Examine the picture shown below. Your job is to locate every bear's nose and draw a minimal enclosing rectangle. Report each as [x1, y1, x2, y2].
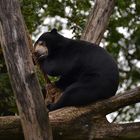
[34, 41, 48, 62]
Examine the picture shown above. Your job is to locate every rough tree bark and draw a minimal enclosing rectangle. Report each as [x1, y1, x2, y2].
[0, 0, 140, 140]
[0, 0, 52, 140]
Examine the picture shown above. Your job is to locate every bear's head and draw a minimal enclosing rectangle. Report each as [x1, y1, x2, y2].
[34, 28, 64, 62]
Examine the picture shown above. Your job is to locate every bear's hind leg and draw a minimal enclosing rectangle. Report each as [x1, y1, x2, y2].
[47, 82, 100, 111]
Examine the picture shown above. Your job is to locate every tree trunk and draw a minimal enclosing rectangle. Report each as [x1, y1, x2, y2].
[0, 0, 52, 140]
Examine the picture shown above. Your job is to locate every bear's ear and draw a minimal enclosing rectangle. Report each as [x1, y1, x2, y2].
[51, 28, 57, 34]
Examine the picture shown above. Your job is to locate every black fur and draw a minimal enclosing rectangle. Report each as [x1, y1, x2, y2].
[34, 29, 119, 111]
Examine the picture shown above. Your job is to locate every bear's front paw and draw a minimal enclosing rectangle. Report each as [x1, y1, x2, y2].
[47, 103, 55, 111]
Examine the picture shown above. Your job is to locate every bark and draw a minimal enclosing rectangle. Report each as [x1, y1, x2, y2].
[0, 87, 140, 140]
[0, 0, 52, 140]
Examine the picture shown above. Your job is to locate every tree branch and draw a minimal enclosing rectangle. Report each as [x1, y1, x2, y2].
[48, 86, 140, 121]
[81, 0, 115, 44]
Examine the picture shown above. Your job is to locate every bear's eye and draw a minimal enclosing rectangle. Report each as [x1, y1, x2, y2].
[38, 41, 44, 46]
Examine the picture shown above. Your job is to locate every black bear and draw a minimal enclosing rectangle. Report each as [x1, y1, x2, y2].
[34, 29, 119, 111]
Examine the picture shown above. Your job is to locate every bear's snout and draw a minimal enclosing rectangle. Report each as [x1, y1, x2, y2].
[34, 41, 48, 61]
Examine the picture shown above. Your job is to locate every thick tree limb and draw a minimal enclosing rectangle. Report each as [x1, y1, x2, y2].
[48, 86, 140, 122]
[0, 87, 140, 140]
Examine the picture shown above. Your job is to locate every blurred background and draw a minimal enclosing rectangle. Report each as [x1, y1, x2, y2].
[0, 0, 140, 122]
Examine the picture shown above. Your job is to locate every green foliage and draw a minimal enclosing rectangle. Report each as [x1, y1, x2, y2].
[20, 0, 92, 38]
[105, 0, 140, 122]
[0, 0, 140, 121]
[106, 0, 140, 90]
[20, 0, 47, 33]
[0, 71, 17, 115]
[0, 46, 17, 115]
